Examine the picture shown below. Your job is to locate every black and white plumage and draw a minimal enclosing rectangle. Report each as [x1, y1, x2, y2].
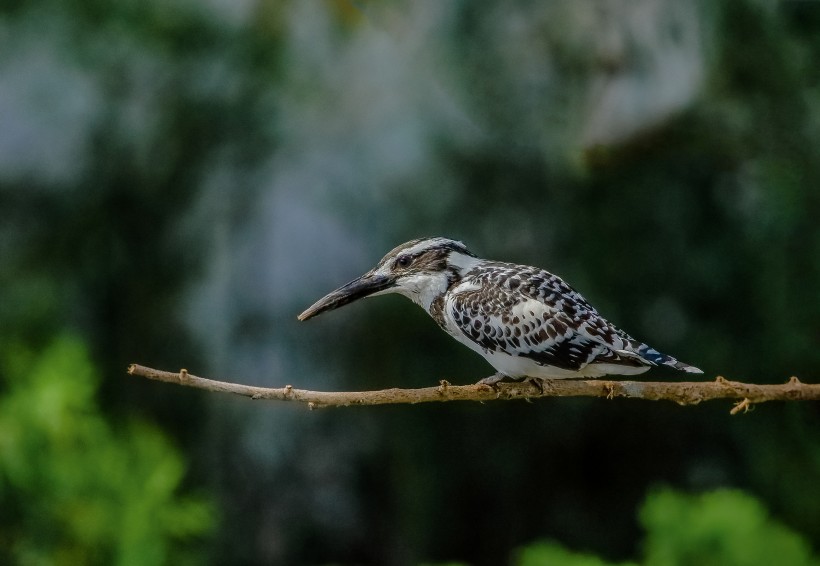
[298, 237, 702, 382]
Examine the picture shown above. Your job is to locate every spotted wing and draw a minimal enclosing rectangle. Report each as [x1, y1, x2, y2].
[447, 263, 648, 371]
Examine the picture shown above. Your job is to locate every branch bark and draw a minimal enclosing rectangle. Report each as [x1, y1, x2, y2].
[127, 364, 820, 414]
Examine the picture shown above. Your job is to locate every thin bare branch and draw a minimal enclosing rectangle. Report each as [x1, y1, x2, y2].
[127, 364, 820, 414]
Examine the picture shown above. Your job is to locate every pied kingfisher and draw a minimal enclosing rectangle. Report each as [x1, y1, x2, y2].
[298, 237, 702, 383]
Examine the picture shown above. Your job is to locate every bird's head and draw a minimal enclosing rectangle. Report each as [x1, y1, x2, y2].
[298, 237, 479, 321]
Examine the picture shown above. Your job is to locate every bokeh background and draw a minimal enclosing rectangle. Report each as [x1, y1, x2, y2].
[2, 1, 820, 564]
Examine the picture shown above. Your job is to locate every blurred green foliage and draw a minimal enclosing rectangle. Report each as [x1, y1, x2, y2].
[641, 489, 818, 566]
[519, 542, 637, 566]
[516, 488, 819, 566]
[0, 335, 213, 565]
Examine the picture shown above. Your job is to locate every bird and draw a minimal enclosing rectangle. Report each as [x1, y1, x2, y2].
[298, 237, 702, 384]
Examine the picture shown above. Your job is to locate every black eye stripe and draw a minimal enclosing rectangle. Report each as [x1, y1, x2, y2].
[393, 246, 454, 269]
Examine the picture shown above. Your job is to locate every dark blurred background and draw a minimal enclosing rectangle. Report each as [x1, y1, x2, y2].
[1, 1, 819, 564]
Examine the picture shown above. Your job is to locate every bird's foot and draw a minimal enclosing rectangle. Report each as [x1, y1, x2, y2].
[477, 372, 521, 391]
[477, 372, 522, 396]
[526, 377, 545, 395]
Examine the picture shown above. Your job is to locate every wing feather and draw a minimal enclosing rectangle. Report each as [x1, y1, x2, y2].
[447, 263, 649, 372]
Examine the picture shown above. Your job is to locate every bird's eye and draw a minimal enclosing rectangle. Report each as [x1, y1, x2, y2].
[396, 255, 413, 268]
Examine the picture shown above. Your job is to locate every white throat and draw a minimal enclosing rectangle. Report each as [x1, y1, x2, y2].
[394, 272, 451, 311]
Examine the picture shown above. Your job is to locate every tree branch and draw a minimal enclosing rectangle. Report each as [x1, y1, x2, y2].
[127, 364, 820, 414]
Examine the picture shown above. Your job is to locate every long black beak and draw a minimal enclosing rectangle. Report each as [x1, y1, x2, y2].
[297, 273, 395, 321]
